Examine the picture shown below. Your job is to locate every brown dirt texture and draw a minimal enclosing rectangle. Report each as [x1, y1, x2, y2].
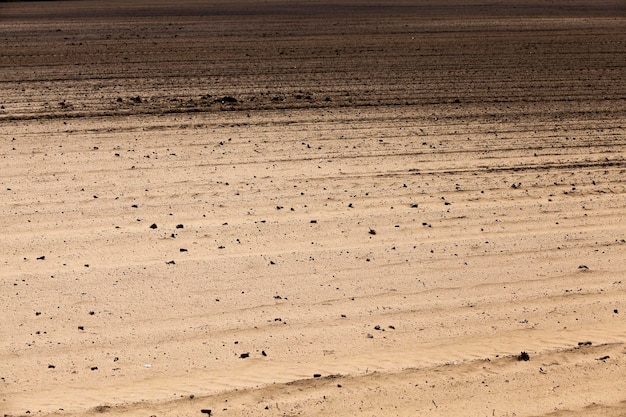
[1, 1, 625, 416]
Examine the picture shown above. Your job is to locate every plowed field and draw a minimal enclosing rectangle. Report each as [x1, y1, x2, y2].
[1, 1, 625, 416]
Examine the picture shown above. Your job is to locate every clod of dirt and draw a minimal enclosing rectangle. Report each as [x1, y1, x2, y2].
[216, 96, 237, 104]
[518, 352, 530, 361]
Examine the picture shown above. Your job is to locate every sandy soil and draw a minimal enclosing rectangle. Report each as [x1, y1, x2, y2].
[1, 1, 626, 416]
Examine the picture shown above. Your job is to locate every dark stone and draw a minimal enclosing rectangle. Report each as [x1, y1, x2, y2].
[262, 350, 267, 356]
[180, 248, 188, 252]
[518, 351, 530, 361]
[216, 96, 237, 104]
[166, 260, 176, 265]
[368, 228, 376, 235]
[578, 341, 592, 346]
[150, 223, 158, 229]
[200, 409, 212, 415]
[36, 256, 45, 260]
[48, 364, 55, 369]
[240, 353, 250, 359]
[176, 224, 184, 229]
[313, 373, 321, 378]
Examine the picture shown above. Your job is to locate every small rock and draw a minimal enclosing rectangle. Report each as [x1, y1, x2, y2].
[150, 223, 158, 229]
[36, 256, 45, 260]
[200, 409, 212, 416]
[518, 352, 530, 361]
[176, 224, 184, 229]
[240, 353, 250, 359]
[313, 373, 321, 378]
[368, 228, 376, 235]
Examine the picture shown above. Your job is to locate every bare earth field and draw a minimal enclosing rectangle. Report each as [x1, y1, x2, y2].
[1, 1, 626, 416]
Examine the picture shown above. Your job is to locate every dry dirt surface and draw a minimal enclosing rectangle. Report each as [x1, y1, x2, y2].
[1, 1, 626, 416]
